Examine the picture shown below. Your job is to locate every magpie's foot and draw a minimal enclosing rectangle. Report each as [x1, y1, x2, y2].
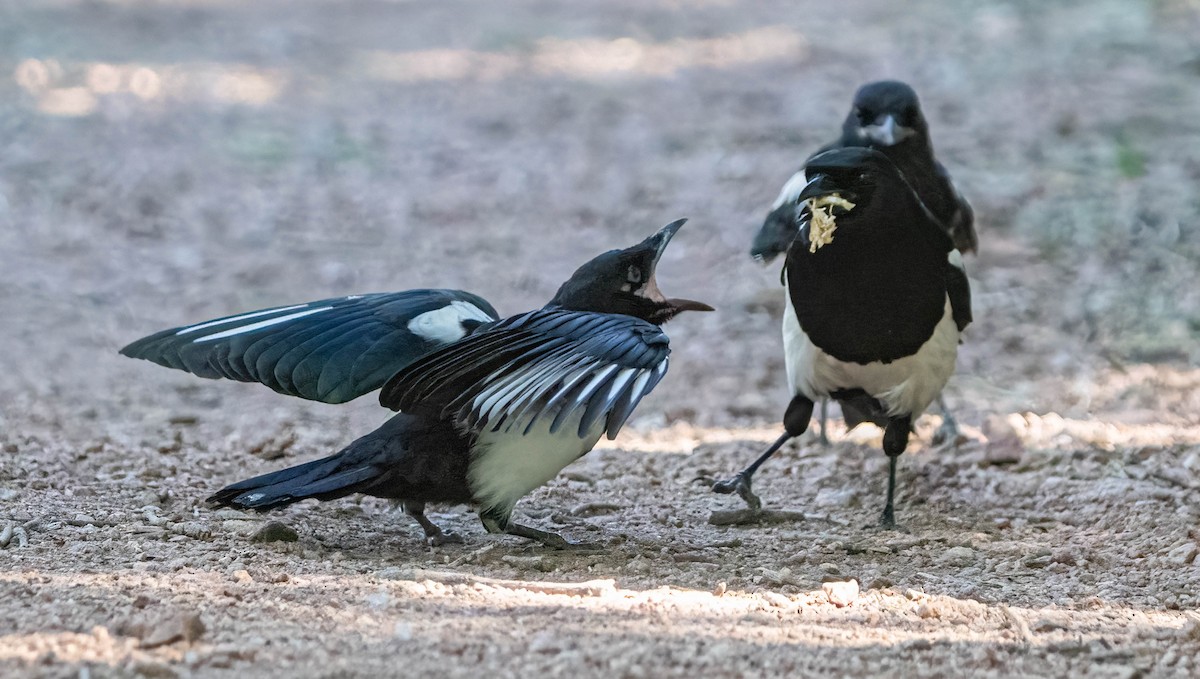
[817, 429, 831, 447]
[870, 506, 907, 532]
[711, 473, 763, 512]
[504, 522, 600, 550]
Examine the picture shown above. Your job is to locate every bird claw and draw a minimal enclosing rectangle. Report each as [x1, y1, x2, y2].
[503, 522, 600, 550]
[874, 506, 905, 531]
[711, 474, 763, 512]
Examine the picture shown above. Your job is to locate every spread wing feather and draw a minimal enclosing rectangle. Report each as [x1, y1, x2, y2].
[380, 309, 671, 441]
[119, 289, 499, 403]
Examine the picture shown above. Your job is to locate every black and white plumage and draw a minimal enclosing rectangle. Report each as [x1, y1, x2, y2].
[120, 289, 498, 404]
[716, 148, 972, 527]
[122, 220, 710, 547]
[378, 309, 673, 535]
[751, 79, 975, 446]
[752, 80, 976, 263]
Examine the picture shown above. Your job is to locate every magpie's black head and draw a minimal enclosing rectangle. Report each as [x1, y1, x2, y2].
[549, 218, 714, 325]
[798, 147, 927, 228]
[842, 80, 929, 149]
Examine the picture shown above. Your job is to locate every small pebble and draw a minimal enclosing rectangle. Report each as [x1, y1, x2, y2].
[251, 521, 299, 543]
[982, 414, 1024, 466]
[140, 612, 206, 649]
[939, 546, 977, 568]
[377, 566, 406, 580]
[1167, 543, 1197, 565]
[823, 580, 859, 607]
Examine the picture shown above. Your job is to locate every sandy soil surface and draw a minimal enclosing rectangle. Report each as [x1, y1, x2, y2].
[2, 0, 1200, 677]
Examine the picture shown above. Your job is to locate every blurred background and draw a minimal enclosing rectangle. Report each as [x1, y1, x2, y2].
[2, 2, 1200, 674]
[1, 0, 1198, 456]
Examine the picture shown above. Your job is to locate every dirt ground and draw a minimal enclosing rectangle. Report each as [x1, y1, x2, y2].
[2, 0, 1200, 677]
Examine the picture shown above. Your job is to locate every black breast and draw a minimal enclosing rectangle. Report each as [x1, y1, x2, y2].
[787, 225, 947, 365]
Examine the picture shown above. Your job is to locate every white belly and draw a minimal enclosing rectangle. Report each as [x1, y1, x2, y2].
[782, 281, 960, 418]
[467, 410, 604, 518]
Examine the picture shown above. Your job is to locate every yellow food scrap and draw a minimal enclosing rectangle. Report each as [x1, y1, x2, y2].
[806, 194, 856, 253]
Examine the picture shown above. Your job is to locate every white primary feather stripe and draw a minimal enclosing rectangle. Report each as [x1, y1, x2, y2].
[604, 368, 639, 404]
[175, 303, 311, 336]
[627, 368, 654, 405]
[475, 368, 535, 423]
[473, 348, 572, 417]
[191, 307, 334, 343]
[476, 354, 568, 424]
[567, 364, 620, 412]
[501, 354, 585, 418]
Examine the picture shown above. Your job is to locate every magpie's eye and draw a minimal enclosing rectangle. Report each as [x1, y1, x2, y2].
[855, 106, 872, 123]
[857, 172, 871, 183]
[627, 265, 642, 284]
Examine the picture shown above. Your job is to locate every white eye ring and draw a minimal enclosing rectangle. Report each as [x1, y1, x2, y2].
[627, 265, 642, 284]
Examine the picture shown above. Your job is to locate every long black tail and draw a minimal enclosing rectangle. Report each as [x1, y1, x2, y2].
[206, 412, 470, 511]
[206, 450, 384, 511]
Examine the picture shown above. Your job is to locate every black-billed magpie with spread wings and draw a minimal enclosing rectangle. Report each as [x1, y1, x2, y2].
[121, 220, 711, 547]
[715, 148, 972, 528]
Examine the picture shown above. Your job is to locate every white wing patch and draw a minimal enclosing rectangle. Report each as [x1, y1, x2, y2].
[948, 249, 964, 271]
[175, 303, 310, 336]
[771, 171, 810, 210]
[407, 301, 494, 344]
[191, 307, 334, 343]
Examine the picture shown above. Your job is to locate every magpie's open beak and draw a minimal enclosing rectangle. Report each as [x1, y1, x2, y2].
[640, 218, 714, 314]
[797, 174, 850, 204]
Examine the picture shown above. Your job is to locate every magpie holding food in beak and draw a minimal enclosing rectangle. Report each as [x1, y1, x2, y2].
[716, 148, 972, 528]
[752, 79, 975, 446]
[121, 220, 711, 547]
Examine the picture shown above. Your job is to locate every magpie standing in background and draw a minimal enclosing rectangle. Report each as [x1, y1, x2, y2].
[715, 148, 972, 527]
[752, 80, 976, 446]
[122, 220, 711, 547]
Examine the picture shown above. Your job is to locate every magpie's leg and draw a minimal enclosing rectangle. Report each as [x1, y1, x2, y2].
[711, 432, 789, 511]
[930, 394, 960, 446]
[818, 399, 831, 446]
[713, 395, 814, 510]
[880, 415, 912, 529]
[403, 501, 463, 546]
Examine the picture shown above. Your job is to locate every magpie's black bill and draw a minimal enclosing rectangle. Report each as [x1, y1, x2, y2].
[796, 174, 848, 204]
